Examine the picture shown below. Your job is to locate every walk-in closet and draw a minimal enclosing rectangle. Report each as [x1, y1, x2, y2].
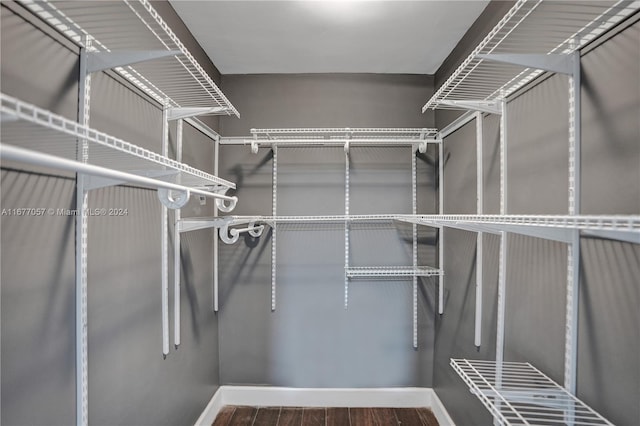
[1, 1, 638, 425]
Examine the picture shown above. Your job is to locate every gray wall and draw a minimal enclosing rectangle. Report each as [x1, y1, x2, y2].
[217, 74, 439, 387]
[1, 2, 222, 424]
[433, 14, 640, 426]
[221, 73, 435, 135]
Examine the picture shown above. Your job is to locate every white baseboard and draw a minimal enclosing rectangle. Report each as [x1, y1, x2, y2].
[194, 386, 225, 426]
[195, 386, 454, 426]
[429, 391, 456, 426]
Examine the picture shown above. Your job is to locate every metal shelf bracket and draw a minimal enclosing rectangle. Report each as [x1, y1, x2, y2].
[167, 107, 227, 121]
[438, 100, 502, 115]
[478, 53, 575, 75]
[86, 50, 181, 73]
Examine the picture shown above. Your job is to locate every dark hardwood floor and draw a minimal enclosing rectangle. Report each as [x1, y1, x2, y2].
[212, 406, 439, 426]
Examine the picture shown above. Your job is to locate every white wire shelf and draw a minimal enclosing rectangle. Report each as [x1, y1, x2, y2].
[250, 128, 439, 138]
[451, 359, 614, 425]
[220, 215, 403, 225]
[423, 0, 640, 112]
[220, 128, 440, 148]
[400, 214, 640, 244]
[21, 0, 239, 116]
[346, 266, 442, 278]
[0, 93, 235, 191]
[211, 214, 639, 244]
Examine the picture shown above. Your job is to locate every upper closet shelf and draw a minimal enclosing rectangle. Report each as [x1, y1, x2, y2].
[400, 214, 640, 245]
[0, 93, 235, 199]
[423, 0, 639, 112]
[221, 128, 440, 151]
[451, 359, 613, 426]
[20, 0, 239, 116]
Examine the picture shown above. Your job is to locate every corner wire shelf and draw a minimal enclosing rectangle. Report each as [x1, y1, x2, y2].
[451, 359, 614, 426]
[20, 0, 239, 116]
[398, 214, 640, 245]
[423, 0, 640, 112]
[0, 93, 235, 193]
[220, 128, 440, 149]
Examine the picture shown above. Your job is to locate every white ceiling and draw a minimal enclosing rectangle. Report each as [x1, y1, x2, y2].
[169, 1, 489, 75]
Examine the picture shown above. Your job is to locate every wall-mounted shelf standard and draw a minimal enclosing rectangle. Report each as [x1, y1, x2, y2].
[0, 93, 236, 201]
[451, 359, 614, 425]
[422, 0, 639, 112]
[20, 0, 239, 116]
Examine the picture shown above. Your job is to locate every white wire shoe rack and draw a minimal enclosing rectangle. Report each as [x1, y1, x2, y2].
[451, 359, 614, 426]
[421, 1, 639, 425]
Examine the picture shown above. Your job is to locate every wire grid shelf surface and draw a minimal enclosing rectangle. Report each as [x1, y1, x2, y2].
[20, 0, 238, 116]
[346, 266, 442, 278]
[451, 359, 614, 425]
[403, 214, 640, 232]
[424, 0, 640, 111]
[222, 215, 405, 225]
[241, 128, 439, 146]
[0, 93, 235, 190]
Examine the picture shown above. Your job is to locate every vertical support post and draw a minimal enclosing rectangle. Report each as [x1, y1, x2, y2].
[438, 141, 444, 314]
[496, 232, 507, 386]
[161, 101, 170, 358]
[497, 98, 508, 360]
[271, 146, 277, 311]
[496, 234, 507, 366]
[412, 148, 418, 348]
[174, 119, 183, 349]
[565, 51, 581, 395]
[495, 99, 508, 425]
[213, 138, 220, 312]
[475, 112, 484, 348]
[500, 99, 507, 217]
[76, 37, 91, 426]
[344, 149, 350, 309]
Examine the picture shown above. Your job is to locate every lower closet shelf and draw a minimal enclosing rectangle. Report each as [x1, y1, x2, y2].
[346, 266, 442, 278]
[451, 359, 613, 426]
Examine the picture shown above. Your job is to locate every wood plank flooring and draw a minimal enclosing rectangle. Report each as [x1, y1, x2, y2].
[212, 406, 439, 426]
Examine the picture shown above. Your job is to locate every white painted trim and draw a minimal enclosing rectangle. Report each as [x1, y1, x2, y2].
[430, 391, 456, 426]
[194, 386, 455, 426]
[194, 387, 224, 426]
[221, 386, 432, 408]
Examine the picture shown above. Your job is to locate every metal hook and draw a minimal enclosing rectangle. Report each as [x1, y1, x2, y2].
[216, 196, 238, 213]
[219, 222, 240, 244]
[248, 221, 265, 237]
[219, 222, 265, 244]
[157, 187, 190, 209]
